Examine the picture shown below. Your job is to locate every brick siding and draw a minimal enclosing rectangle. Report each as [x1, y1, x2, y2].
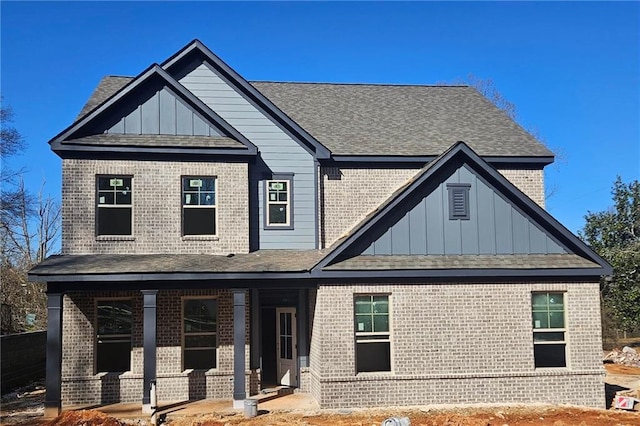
[308, 281, 604, 408]
[60, 289, 253, 406]
[321, 166, 546, 248]
[61, 159, 249, 255]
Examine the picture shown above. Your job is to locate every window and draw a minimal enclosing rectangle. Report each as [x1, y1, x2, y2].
[265, 174, 293, 228]
[532, 292, 566, 368]
[182, 177, 216, 236]
[96, 299, 132, 372]
[183, 298, 217, 370]
[447, 183, 471, 220]
[354, 295, 391, 373]
[97, 176, 132, 235]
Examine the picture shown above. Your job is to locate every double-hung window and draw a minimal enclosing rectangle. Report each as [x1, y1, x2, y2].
[354, 295, 391, 373]
[97, 176, 132, 236]
[183, 298, 217, 370]
[96, 299, 132, 373]
[265, 175, 293, 228]
[532, 292, 566, 368]
[182, 177, 216, 236]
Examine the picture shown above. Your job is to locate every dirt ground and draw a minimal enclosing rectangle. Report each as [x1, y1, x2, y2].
[1, 365, 639, 426]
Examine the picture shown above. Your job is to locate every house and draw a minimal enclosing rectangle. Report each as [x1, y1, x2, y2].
[29, 40, 612, 417]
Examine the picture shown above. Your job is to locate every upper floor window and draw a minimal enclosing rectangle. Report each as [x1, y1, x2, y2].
[97, 176, 132, 236]
[182, 177, 216, 236]
[96, 299, 132, 373]
[265, 174, 293, 229]
[532, 292, 566, 368]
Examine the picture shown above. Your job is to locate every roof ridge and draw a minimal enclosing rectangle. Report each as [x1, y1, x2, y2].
[251, 80, 470, 88]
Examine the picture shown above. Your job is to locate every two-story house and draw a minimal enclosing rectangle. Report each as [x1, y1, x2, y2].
[30, 40, 611, 417]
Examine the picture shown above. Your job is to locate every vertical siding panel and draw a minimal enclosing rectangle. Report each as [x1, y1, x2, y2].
[459, 166, 479, 255]
[391, 212, 410, 255]
[426, 186, 444, 254]
[511, 209, 529, 254]
[374, 227, 392, 255]
[476, 175, 496, 254]
[141, 91, 160, 134]
[109, 117, 125, 134]
[192, 115, 209, 136]
[545, 236, 567, 254]
[494, 193, 513, 254]
[408, 198, 427, 255]
[175, 101, 193, 135]
[529, 222, 546, 253]
[442, 172, 461, 255]
[123, 105, 141, 134]
[159, 89, 176, 135]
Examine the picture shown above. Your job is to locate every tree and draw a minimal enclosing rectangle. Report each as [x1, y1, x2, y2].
[579, 177, 640, 332]
[0, 102, 59, 333]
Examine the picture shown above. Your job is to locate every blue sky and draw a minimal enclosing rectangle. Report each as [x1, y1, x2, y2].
[2, 1, 638, 236]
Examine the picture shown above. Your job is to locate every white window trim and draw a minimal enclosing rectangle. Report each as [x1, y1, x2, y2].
[181, 296, 219, 372]
[181, 176, 218, 237]
[264, 174, 294, 230]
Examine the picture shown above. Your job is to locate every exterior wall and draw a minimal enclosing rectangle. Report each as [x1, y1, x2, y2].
[61, 159, 248, 255]
[179, 63, 316, 249]
[309, 281, 604, 408]
[321, 166, 545, 248]
[363, 164, 563, 255]
[60, 289, 252, 406]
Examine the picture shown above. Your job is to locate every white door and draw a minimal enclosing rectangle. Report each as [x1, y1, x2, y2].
[276, 308, 297, 386]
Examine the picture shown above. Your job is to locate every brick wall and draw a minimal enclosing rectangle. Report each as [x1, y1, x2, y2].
[320, 166, 546, 248]
[61, 159, 249, 255]
[309, 281, 604, 408]
[61, 289, 253, 406]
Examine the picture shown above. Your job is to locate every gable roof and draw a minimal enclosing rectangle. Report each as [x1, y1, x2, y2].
[312, 141, 611, 278]
[51, 64, 257, 157]
[73, 43, 553, 162]
[161, 40, 331, 159]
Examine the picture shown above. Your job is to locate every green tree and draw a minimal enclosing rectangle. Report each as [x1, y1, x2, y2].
[580, 177, 640, 332]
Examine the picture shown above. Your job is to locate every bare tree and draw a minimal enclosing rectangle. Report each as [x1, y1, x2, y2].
[1, 102, 59, 333]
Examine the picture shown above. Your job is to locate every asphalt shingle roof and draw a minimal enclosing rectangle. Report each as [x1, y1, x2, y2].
[29, 251, 327, 276]
[324, 254, 600, 271]
[77, 77, 553, 158]
[63, 134, 246, 149]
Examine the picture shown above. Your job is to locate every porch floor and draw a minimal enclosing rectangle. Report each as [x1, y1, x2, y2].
[63, 391, 319, 420]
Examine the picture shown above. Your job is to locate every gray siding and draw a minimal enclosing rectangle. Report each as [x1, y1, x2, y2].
[179, 64, 316, 249]
[105, 87, 222, 136]
[363, 164, 566, 255]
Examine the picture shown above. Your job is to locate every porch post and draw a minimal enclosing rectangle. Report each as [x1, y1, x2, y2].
[232, 289, 246, 408]
[141, 290, 158, 413]
[298, 289, 309, 368]
[44, 292, 63, 418]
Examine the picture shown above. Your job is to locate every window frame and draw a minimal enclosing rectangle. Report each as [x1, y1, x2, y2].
[354, 294, 392, 374]
[446, 183, 471, 220]
[95, 175, 134, 236]
[182, 296, 219, 371]
[181, 176, 218, 237]
[94, 297, 133, 374]
[264, 173, 294, 230]
[531, 292, 567, 368]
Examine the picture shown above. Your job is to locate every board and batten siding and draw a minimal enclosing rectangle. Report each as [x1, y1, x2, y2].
[179, 63, 316, 249]
[363, 164, 567, 256]
[99, 86, 222, 136]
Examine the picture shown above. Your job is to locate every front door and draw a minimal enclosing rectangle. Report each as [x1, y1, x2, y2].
[275, 307, 297, 386]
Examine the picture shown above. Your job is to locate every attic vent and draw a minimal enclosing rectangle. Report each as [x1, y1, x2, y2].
[447, 183, 471, 220]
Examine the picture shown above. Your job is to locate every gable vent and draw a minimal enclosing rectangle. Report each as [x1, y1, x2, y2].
[447, 183, 471, 220]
